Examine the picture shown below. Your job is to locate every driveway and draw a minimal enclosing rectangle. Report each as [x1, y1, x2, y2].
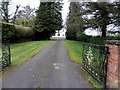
[2, 40, 91, 88]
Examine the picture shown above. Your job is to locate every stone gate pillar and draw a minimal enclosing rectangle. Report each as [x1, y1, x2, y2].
[106, 40, 120, 88]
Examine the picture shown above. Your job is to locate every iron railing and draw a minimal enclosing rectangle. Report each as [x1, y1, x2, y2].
[82, 43, 109, 88]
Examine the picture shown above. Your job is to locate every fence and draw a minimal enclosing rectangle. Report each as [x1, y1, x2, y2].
[82, 43, 109, 88]
[0, 41, 11, 71]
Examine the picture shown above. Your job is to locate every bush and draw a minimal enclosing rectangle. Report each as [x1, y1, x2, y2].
[106, 36, 120, 40]
[89, 36, 105, 45]
[66, 30, 77, 40]
[0, 22, 34, 42]
[1, 22, 15, 41]
[15, 25, 34, 39]
[77, 34, 91, 43]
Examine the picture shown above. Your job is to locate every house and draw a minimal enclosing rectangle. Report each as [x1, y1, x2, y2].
[51, 28, 66, 39]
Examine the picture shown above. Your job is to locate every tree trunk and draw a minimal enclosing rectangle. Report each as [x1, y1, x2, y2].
[101, 24, 107, 38]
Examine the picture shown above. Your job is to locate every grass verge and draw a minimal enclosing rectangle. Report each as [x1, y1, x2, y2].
[10, 40, 53, 66]
[64, 40, 102, 88]
[64, 40, 83, 64]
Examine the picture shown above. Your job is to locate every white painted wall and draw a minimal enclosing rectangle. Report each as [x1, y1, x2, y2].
[51, 29, 66, 39]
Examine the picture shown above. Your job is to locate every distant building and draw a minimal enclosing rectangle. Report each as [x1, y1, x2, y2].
[51, 28, 66, 39]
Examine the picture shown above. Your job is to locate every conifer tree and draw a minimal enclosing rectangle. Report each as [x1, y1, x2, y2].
[34, 1, 62, 40]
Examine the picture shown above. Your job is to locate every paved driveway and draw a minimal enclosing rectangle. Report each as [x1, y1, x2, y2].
[3, 40, 91, 88]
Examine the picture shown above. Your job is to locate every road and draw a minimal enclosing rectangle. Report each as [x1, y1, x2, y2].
[2, 40, 91, 88]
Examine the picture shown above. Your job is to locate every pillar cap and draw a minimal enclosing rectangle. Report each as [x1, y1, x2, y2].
[106, 40, 120, 45]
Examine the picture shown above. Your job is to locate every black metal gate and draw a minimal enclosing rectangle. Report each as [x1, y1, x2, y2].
[0, 41, 11, 71]
[82, 43, 109, 88]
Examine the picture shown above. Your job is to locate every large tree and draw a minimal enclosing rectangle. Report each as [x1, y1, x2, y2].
[0, 0, 20, 23]
[66, 2, 86, 40]
[34, 1, 63, 40]
[81, 2, 120, 38]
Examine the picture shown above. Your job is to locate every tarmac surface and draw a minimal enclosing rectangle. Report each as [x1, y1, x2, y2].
[2, 40, 91, 88]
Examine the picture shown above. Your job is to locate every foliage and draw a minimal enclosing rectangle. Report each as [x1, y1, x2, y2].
[1, 22, 34, 42]
[77, 34, 91, 43]
[106, 36, 120, 40]
[66, 2, 86, 40]
[34, 1, 63, 40]
[1, 22, 15, 40]
[15, 5, 36, 27]
[66, 28, 77, 40]
[81, 2, 120, 38]
[89, 36, 105, 45]
[15, 25, 34, 39]
[15, 17, 28, 26]
[66, 2, 120, 40]
[74, 33, 104, 45]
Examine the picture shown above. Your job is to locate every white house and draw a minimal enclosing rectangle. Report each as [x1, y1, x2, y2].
[51, 28, 66, 39]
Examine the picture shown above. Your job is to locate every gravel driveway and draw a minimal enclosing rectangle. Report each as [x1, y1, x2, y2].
[2, 40, 91, 88]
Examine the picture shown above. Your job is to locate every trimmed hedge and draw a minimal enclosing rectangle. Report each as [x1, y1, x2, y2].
[1, 22, 15, 41]
[75, 34, 119, 45]
[106, 36, 120, 40]
[89, 36, 105, 45]
[76, 34, 92, 43]
[1, 22, 34, 42]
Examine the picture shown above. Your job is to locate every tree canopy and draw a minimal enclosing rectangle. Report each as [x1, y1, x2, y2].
[66, 2, 86, 40]
[66, 1, 120, 40]
[34, 1, 63, 40]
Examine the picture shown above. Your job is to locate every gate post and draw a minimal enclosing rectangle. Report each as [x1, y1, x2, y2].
[106, 40, 120, 88]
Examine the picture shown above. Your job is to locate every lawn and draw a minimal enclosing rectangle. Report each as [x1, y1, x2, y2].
[64, 40, 102, 88]
[10, 40, 53, 66]
[64, 40, 83, 64]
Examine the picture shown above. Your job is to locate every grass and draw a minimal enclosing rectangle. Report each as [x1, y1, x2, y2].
[64, 40, 83, 64]
[64, 40, 102, 88]
[10, 40, 53, 66]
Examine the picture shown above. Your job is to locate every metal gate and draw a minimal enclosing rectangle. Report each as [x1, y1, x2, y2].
[0, 41, 11, 71]
[82, 43, 109, 88]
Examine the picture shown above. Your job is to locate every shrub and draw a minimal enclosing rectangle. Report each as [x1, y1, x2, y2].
[15, 25, 34, 39]
[106, 36, 120, 40]
[0, 22, 15, 41]
[89, 36, 105, 45]
[66, 30, 77, 40]
[78, 34, 92, 43]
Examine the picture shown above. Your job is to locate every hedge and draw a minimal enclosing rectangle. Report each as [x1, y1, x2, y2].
[89, 36, 105, 45]
[106, 36, 120, 40]
[0, 22, 15, 41]
[1, 22, 34, 42]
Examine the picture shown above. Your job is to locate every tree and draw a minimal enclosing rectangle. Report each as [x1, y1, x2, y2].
[34, 1, 63, 40]
[15, 5, 36, 27]
[66, 2, 86, 40]
[16, 5, 35, 20]
[0, 0, 20, 23]
[81, 2, 120, 38]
